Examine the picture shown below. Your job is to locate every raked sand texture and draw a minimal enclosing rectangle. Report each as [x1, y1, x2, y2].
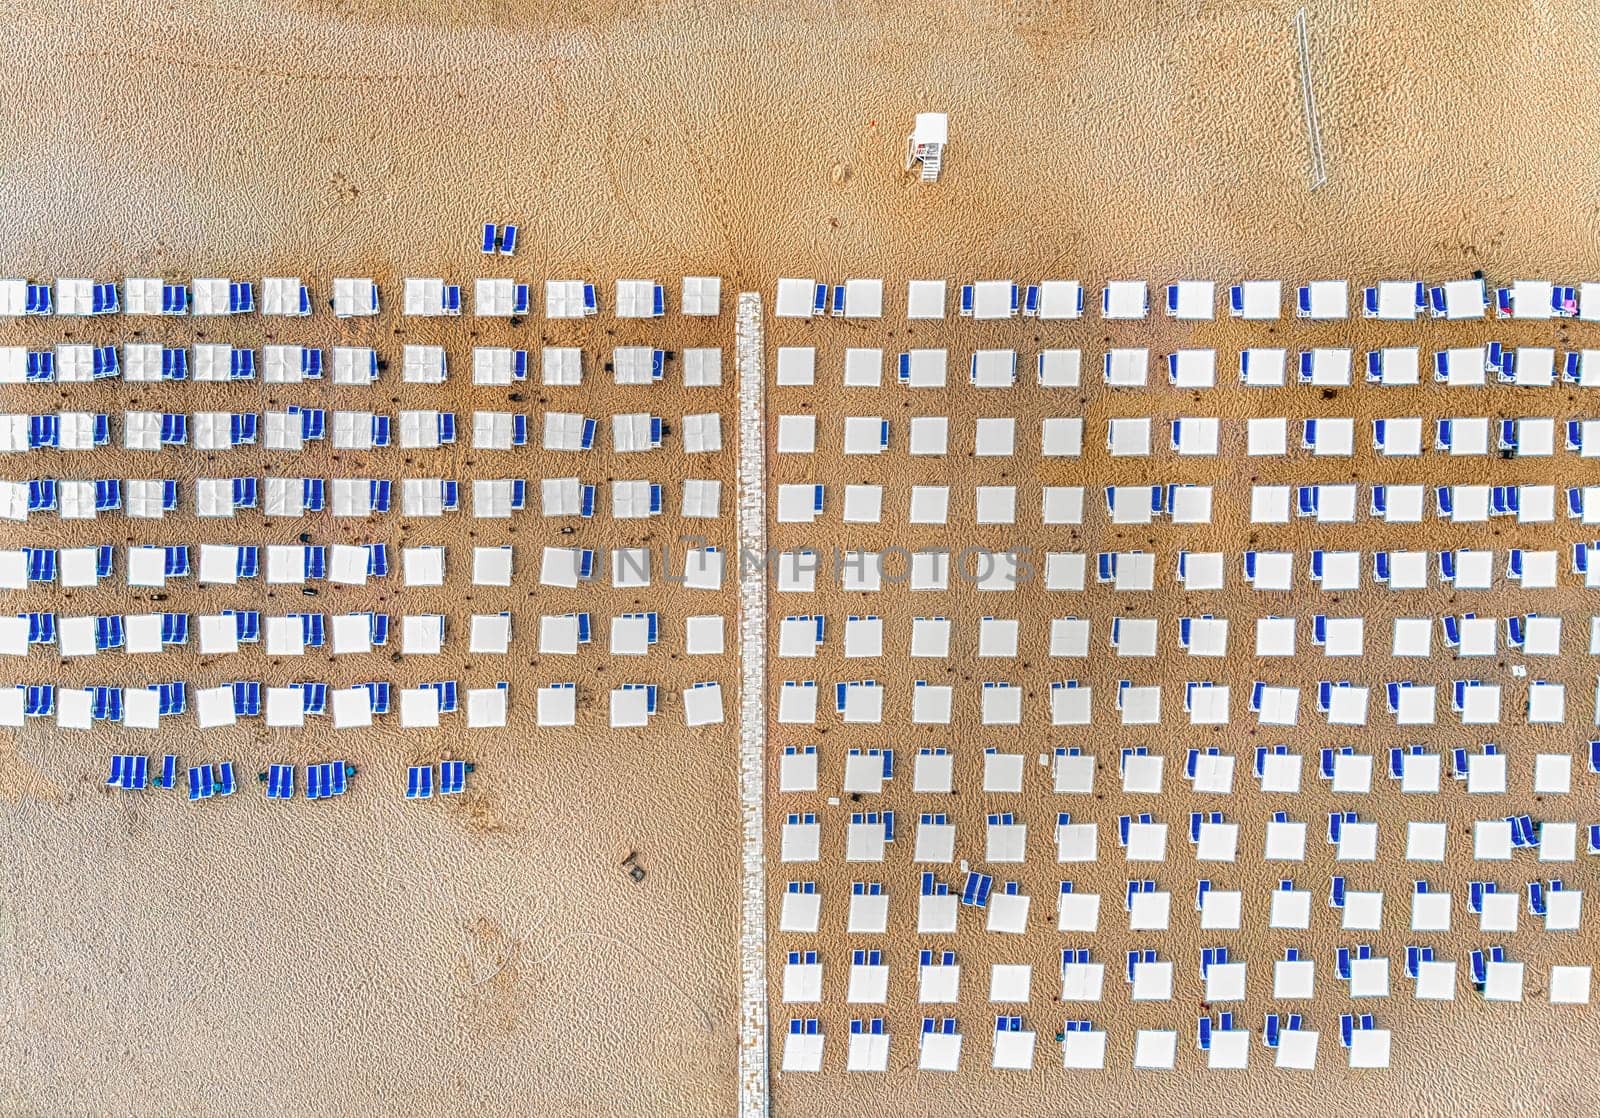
[3, 0, 1600, 1116]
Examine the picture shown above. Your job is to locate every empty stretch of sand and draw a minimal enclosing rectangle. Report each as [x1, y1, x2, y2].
[4, 1, 1600, 1116]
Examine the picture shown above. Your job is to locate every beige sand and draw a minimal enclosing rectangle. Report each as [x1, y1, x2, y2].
[4, 0, 1600, 1115]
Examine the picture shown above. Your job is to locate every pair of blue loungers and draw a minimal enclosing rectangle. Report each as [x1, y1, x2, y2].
[481, 223, 518, 255]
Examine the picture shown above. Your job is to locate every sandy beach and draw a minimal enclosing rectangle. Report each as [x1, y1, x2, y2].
[4, 0, 1600, 1115]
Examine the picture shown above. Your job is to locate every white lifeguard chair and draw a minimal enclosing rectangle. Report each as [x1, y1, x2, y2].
[906, 113, 947, 182]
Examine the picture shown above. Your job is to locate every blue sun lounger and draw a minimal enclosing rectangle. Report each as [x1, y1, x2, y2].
[482, 223, 497, 254]
[157, 753, 177, 789]
[27, 414, 59, 449]
[93, 615, 123, 650]
[1469, 880, 1498, 913]
[1517, 814, 1538, 846]
[1200, 946, 1230, 977]
[441, 760, 468, 794]
[27, 479, 55, 512]
[307, 763, 331, 801]
[147, 681, 185, 717]
[23, 547, 55, 583]
[224, 611, 261, 644]
[1115, 812, 1155, 845]
[421, 680, 458, 714]
[1319, 744, 1354, 777]
[92, 478, 119, 511]
[21, 684, 52, 717]
[155, 346, 187, 380]
[995, 1015, 1026, 1036]
[90, 686, 123, 722]
[20, 611, 53, 645]
[406, 764, 434, 799]
[188, 765, 217, 801]
[1505, 615, 1526, 648]
[1125, 949, 1159, 983]
[228, 681, 261, 717]
[1124, 879, 1153, 910]
[292, 682, 328, 716]
[265, 763, 294, 800]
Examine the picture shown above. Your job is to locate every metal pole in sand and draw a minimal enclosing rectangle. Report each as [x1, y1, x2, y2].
[1295, 7, 1329, 190]
[735, 291, 770, 1118]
